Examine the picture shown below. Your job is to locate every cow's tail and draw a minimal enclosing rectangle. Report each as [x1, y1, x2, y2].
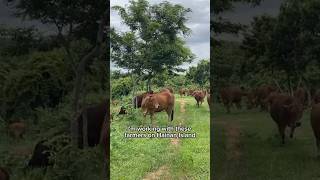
[171, 110, 174, 121]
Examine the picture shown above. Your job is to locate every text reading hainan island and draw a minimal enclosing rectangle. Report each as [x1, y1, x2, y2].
[124, 126, 196, 139]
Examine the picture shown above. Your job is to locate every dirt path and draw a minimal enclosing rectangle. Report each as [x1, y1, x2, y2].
[142, 165, 170, 180]
[143, 99, 187, 180]
[225, 123, 241, 160]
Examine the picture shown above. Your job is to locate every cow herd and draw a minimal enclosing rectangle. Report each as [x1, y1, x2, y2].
[130, 87, 210, 124]
[218, 84, 320, 155]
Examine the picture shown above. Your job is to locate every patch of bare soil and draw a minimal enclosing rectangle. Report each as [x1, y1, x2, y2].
[225, 124, 241, 160]
[143, 165, 171, 180]
[179, 100, 186, 113]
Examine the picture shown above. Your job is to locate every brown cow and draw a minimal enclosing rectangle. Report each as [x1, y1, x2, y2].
[246, 89, 257, 110]
[263, 91, 282, 111]
[294, 87, 308, 108]
[311, 103, 320, 156]
[256, 85, 278, 111]
[270, 94, 303, 144]
[8, 122, 26, 139]
[141, 91, 175, 124]
[0, 167, 9, 180]
[207, 93, 211, 109]
[192, 90, 206, 107]
[179, 88, 187, 97]
[220, 86, 246, 113]
[163, 87, 174, 94]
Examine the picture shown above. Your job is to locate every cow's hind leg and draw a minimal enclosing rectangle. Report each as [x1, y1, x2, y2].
[278, 125, 286, 145]
[316, 138, 320, 157]
[289, 126, 296, 138]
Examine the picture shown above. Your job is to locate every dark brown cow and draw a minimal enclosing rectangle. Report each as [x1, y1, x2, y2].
[220, 86, 246, 113]
[270, 94, 303, 144]
[256, 85, 278, 111]
[8, 122, 26, 139]
[77, 101, 107, 148]
[133, 91, 153, 108]
[311, 103, 320, 156]
[192, 90, 206, 107]
[0, 167, 9, 180]
[294, 87, 308, 108]
[141, 91, 175, 124]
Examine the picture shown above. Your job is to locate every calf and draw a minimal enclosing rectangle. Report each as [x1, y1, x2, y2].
[192, 90, 206, 107]
[220, 86, 246, 113]
[141, 91, 175, 124]
[0, 167, 9, 180]
[270, 94, 303, 144]
[27, 140, 52, 168]
[8, 122, 26, 139]
[118, 106, 127, 115]
[310, 103, 320, 156]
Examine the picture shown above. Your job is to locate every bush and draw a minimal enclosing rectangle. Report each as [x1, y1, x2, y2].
[111, 77, 132, 99]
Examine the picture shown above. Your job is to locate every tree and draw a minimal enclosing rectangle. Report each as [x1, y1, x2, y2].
[111, 0, 194, 91]
[186, 60, 210, 88]
[242, 0, 320, 93]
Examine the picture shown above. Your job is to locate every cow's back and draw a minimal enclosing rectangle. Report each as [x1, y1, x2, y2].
[156, 91, 175, 109]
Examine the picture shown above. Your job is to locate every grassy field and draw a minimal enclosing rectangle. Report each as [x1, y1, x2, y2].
[213, 103, 320, 180]
[111, 95, 210, 179]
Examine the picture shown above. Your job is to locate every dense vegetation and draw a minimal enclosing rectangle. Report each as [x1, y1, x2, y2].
[0, 0, 108, 179]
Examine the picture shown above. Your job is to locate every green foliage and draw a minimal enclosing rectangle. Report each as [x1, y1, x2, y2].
[111, 0, 194, 88]
[0, 26, 41, 56]
[15, 0, 107, 42]
[186, 60, 210, 88]
[111, 77, 132, 99]
[240, 0, 320, 90]
[1, 49, 70, 120]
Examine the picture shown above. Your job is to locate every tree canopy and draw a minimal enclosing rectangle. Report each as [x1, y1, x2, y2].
[111, 0, 194, 90]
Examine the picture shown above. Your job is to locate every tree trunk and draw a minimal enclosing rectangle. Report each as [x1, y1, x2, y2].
[71, 9, 109, 146]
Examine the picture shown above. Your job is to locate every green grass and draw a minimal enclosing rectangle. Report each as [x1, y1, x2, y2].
[111, 95, 210, 179]
[213, 103, 320, 180]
